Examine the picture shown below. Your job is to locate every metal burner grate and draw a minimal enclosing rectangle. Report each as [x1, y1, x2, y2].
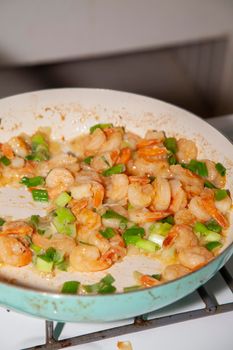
[24, 266, 233, 350]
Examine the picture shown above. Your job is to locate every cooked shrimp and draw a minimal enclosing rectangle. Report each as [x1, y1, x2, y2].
[215, 195, 232, 214]
[178, 246, 213, 270]
[174, 208, 196, 226]
[32, 234, 76, 255]
[69, 244, 111, 272]
[204, 159, 225, 188]
[123, 131, 142, 150]
[152, 178, 171, 211]
[139, 274, 161, 287]
[11, 156, 25, 169]
[145, 130, 165, 142]
[46, 167, 74, 188]
[97, 234, 125, 263]
[116, 147, 132, 164]
[68, 198, 88, 217]
[169, 179, 187, 213]
[163, 264, 191, 281]
[85, 128, 106, 153]
[128, 176, 150, 185]
[136, 139, 160, 149]
[100, 131, 122, 152]
[76, 208, 102, 231]
[189, 196, 211, 221]
[176, 138, 197, 163]
[2, 221, 33, 236]
[170, 164, 204, 196]
[77, 229, 110, 254]
[8, 136, 30, 158]
[106, 174, 129, 202]
[128, 158, 170, 178]
[128, 208, 171, 224]
[75, 170, 103, 184]
[163, 224, 198, 251]
[70, 181, 104, 208]
[200, 190, 229, 228]
[0, 236, 32, 267]
[128, 183, 153, 209]
[137, 146, 167, 159]
[0, 143, 14, 159]
[91, 152, 116, 172]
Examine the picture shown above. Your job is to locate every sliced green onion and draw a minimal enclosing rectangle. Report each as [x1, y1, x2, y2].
[160, 215, 175, 225]
[215, 163, 226, 177]
[56, 259, 69, 271]
[163, 137, 178, 154]
[135, 238, 160, 252]
[27, 133, 50, 161]
[55, 207, 76, 223]
[148, 222, 172, 236]
[214, 189, 228, 201]
[83, 156, 94, 165]
[168, 153, 177, 165]
[0, 156, 11, 166]
[53, 217, 76, 236]
[31, 133, 47, 146]
[151, 274, 161, 280]
[61, 281, 80, 294]
[101, 274, 115, 285]
[205, 241, 222, 251]
[204, 232, 221, 242]
[148, 233, 165, 247]
[55, 192, 72, 207]
[102, 164, 125, 177]
[99, 227, 116, 239]
[102, 210, 128, 222]
[205, 219, 222, 233]
[83, 274, 116, 294]
[0, 218, 5, 226]
[194, 222, 210, 236]
[194, 222, 222, 242]
[204, 180, 217, 189]
[183, 160, 208, 177]
[123, 226, 145, 245]
[20, 176, 45, 187]
[30, 243, 42, 254]
[29, 215, 40, 228]
[32, 189, 49, 202]
[123, 285, 142, 293]
[90, 123, 113, 134]
[35, 256, 54, 272]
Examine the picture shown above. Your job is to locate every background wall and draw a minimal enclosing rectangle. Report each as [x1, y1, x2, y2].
[0, 0, 233, 116]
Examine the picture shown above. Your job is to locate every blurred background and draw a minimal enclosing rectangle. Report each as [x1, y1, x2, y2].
[0, 0, 233, 118]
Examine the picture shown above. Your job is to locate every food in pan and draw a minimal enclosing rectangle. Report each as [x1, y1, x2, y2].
[0, 123, 231, 294]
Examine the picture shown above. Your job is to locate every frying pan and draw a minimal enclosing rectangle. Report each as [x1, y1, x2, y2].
[0, 88, 232, 322]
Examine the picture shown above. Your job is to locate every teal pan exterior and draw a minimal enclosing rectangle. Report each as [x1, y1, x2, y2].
[0, 88, 233, 322]
[0, 243, 232, 323]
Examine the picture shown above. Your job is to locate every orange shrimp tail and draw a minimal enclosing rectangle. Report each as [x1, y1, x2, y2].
[17, 249, 32, 267]
[116, 147, 132, 165]
[128, 176, 150, 185]
[137, 147, 167, 158]
[1, 143, 14, 159]
[140, 275, 159, 287]
[136, 139, 160, 149]
[202, 198, 229, 229]
[145, 210, 172, 222]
